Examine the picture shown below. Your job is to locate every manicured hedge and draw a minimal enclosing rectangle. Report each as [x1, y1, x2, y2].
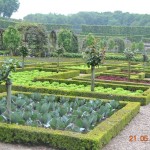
[72, 75, 150, 90]
[33, 77, 149, 91]
[0, 19, 18, 29]
[34, 70, 80, 80]
[16, 67, 66, 73]
[0, 92, 140, 150]
[82, 25, 150, 36]
[63, 66, 107, 74]
[43, 24, 72, 31]
[0, 84, 147, 105]
[105, 55, 144, 62]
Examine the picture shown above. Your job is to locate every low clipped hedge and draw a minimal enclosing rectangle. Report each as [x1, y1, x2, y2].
[138, 72, 145, 79]
[0, 92, 140, 150]
[34, 70, 80, 80]
[145, 73, 150, 78]
[63, 66, 107, 74]
[33, 78, 149, 91]
[16, 66, 66, 72]
[74, 72, 150, 87]
[0, 83, 147, 105]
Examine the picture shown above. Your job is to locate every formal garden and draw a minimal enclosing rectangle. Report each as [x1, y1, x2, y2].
[0, 19, 149, 150]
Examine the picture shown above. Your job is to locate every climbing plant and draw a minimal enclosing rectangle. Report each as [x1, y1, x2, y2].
[16, 23, 48, 57]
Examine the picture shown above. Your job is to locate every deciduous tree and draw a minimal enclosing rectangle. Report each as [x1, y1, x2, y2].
[0, 0, 19, 18]
[3, 26, 21, 56]
[124, 48, 135, 80]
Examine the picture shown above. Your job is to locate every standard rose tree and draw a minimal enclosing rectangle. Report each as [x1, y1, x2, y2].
[0, 59, 18, 122]
[82, 34, 103, 91]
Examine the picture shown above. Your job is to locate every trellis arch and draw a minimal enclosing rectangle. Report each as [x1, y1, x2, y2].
[17, 24, 48, 57]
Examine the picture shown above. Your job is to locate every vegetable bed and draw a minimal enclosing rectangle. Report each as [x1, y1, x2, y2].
[96, 75, 150, 85]
[12, 80, 144, 96]
[0, 92, 140, 150]
[0, 93, 120, 133]
[11, 70, 60, 82]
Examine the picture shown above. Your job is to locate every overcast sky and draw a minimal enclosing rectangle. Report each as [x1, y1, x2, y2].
[11, 0, 150, 19]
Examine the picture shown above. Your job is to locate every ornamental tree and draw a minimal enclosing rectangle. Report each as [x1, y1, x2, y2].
[3, 26, 21, 56]
[18, 43, 29, 69]
[108, 38, 115, 51]
[58, 29, 78, 53]
[123, 48, 135, 80]
[16, 23, 48, 57]
[0, 59, 18, 122]
[83, 34, 102, 91]
[138, 41, 144, 51]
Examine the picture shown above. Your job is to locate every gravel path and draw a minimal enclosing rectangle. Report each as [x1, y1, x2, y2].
[102, 103, 150, 150]
[0, 103, 150, 150]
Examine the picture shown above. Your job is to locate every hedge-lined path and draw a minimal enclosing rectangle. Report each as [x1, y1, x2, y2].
[102, 103, 150, 150]
[0, 103, 150, 150]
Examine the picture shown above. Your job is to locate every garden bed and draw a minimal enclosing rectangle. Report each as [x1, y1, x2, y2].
[0, 92, 140, 150]
[0, 93, 120, 133]
[96, 75, 150, 85]
[63, 65, 107, 73]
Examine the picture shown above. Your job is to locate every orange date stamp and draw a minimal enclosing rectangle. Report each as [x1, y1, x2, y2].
[129, 135, 149, 142]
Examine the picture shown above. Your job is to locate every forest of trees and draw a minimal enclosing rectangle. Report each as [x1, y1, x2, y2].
[23, 11, 150, 28]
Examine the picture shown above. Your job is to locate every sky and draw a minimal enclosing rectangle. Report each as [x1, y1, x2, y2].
[11, 0, 150, 19]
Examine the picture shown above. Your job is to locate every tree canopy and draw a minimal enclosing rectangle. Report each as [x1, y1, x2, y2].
[24, 11, 150, 27]
[0, 0, 19, 18]
[3, 26, 21, 56]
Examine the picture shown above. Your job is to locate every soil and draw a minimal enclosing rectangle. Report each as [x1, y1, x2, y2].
[96, 75, 150, 84]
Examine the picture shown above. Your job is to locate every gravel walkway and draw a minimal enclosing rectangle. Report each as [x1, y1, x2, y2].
[102, 103, 150, 150]
[0, 103, 150, 150]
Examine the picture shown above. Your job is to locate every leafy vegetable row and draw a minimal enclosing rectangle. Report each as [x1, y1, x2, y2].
[11, 70, 60, 81]
[0, 93, 120, 133]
